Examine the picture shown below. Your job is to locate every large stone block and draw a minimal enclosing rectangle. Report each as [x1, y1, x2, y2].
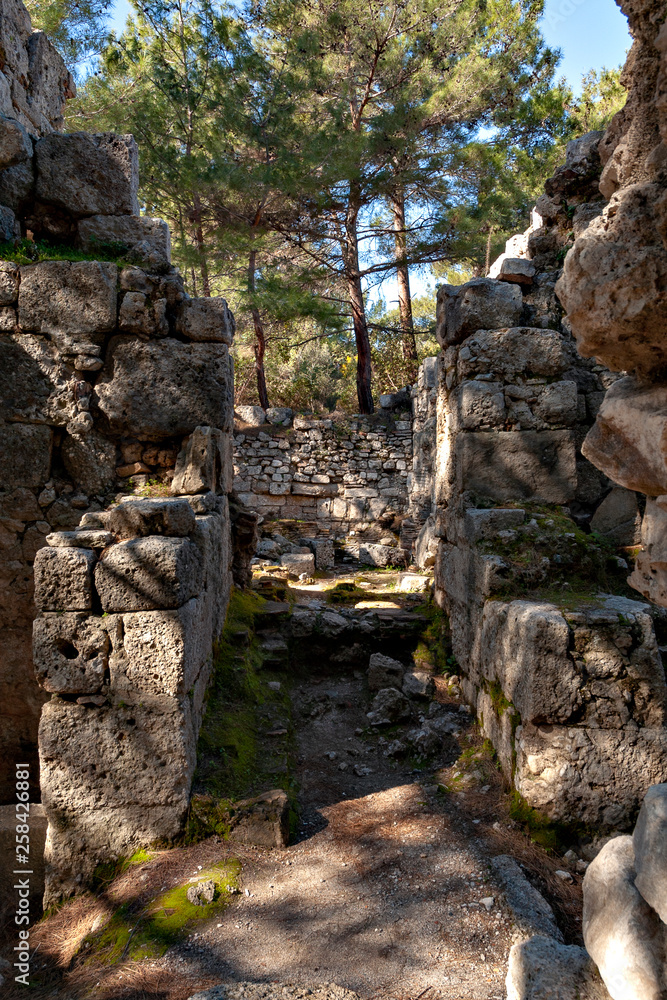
[78, 214, 170, 259]
[0, 114, 32, 169]
[514, 724, 667, 829]
[454, 430, 576, 503]
[368, 653, 405, 691]
[436, 278, 522, 347]
[451, 380, 506, 430]
[629, 499, 667, 607]
[590, 488, 641, 546]
[455, 328, 573, 381]
[477, 601, 582, 725]
[61, 430, 117, 495]
[582, 378, 667, 495]
[33, 612, 108, 693]
[18, 261, 117, 337]
[0, 158, 34, 213]
[109, 598, 210, 697]
[106, 497, 195, 540]
[95, 536, 202, 612]
[583, 836, 667, 1000]
[94, 337, 234, 440]
[0, 333, 74, 426]
[35, 132, 139, 216]
[0, 421, 52, 488]
[176, 296, 235, 344]
[633, 783, 667, 923]
[33, 546, 96, 611]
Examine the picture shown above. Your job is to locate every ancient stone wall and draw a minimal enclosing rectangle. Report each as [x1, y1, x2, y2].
[0, 0, 237, 881]
[430, 129, 667, 830]
[233, 405, 414, 561]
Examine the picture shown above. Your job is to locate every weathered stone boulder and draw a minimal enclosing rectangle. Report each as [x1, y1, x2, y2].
[506, 935, 609, 1000]
[583, 836, 667, 1000]
[590, 488, 641, 546]
[0, 421, 52, 488]
[633, 783, 667, 925]
[367, 687, 411, 726]
[499, 257, 536, 285]
[280, 552, 315, 577]
[358, 542, 407, 567]
[367, 653, 405, 691]
[628, 499, 667, 607]
[236, 405, 266, 426]
[226, 789, 290, 848]
[34, 132, 139, 216]
[453, 328, 573, 382]
[582, 378, 667, 496]
[453, 430, 577, 504]
[172, 426, 232, 495]
[265, 406, 293, 426]
[95, 536, 202, 612]
[94, 337, 234, 439]
[402, 669, 434, 699]
[0, 115, 32, 169]
[61, 430, 117, 496]
[436, 278, 522, 347]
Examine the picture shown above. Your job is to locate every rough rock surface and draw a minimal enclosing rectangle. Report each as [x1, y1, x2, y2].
[633, 783, 667, 924]
[190, 985, 359, 1000]
[35, 132, 139, 216]
[506, 935, 609, 1000]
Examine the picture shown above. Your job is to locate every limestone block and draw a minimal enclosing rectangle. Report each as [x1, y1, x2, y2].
[368, 653, 405, 691]
[436, 278, 522, 347]
[0, 262, 18, 304]
[110, 598, 209, 697]
[506, 935, 609, 1000]
[462, 507, 526, 543]
[106, 498, 196, 539]
[490, 856, 563, 942]
[533, 381, 578, 427]
[280, 552, 315, 577]
[0, 333, 74, 426]
[171, 426, 230, 495]
[61, 430, 117, 496]
[33, 613, 108, 693]
[477, 601, 582, 724]
[367, 687, 411, 725]
[33, 546, 95, 611]
[402, 669, 435, 699]
[311, 537, 334, 569]
[582, 378, 667, 495]
[515, 724, 667, 829]
[456, 328, 572, 381]
[265, 407, 293, 426]
[633, 783, 667, 923]
[94, 338, 234, 440]
[583, 836, 667, 1000]
[25, 30, 75, 133]
[18, 261, 117, 337]
[556, 185, 667, 377]
[95, 536, 202, 612]
[451, 380, 506, 430]
[498, 257, 535, 285]
[0, 115, 32, 169]
[78, 214, 170, 258]
[236, 405, 266, 426]
[46, 530, 114, 548]
[590, 488, 641, 546]
[176, 296, 235, 344]
[118, 291, 161, 336]
[35, 132, 139, 216]
[0, 422, 52, 488]
[455, 430, 576, 504]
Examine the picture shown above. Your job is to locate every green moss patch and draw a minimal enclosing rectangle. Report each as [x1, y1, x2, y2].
[0, 237, 131, 266]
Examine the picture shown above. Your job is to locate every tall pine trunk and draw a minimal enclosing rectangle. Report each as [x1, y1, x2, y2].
[391, 185, 417, 383]
[345, 183, 374, 414]
[248, 248, 269, 409]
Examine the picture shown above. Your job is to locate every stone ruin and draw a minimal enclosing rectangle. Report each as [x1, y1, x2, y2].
[0, 0, 240, 902]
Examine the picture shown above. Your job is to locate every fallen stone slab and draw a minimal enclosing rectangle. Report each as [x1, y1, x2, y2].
[367, 686, 411, 726]
[490, 855, 563, 943]
[367, 653, 405, 691]
[280, 552, 315, 577]
[633, 783, 667, 922]
[506, 935, 610, 1000]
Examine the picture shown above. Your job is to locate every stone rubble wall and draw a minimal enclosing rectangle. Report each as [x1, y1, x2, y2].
[233, 407, 414, 550]
[556, 0, 667, 611]
[430, 128, 667, 830]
